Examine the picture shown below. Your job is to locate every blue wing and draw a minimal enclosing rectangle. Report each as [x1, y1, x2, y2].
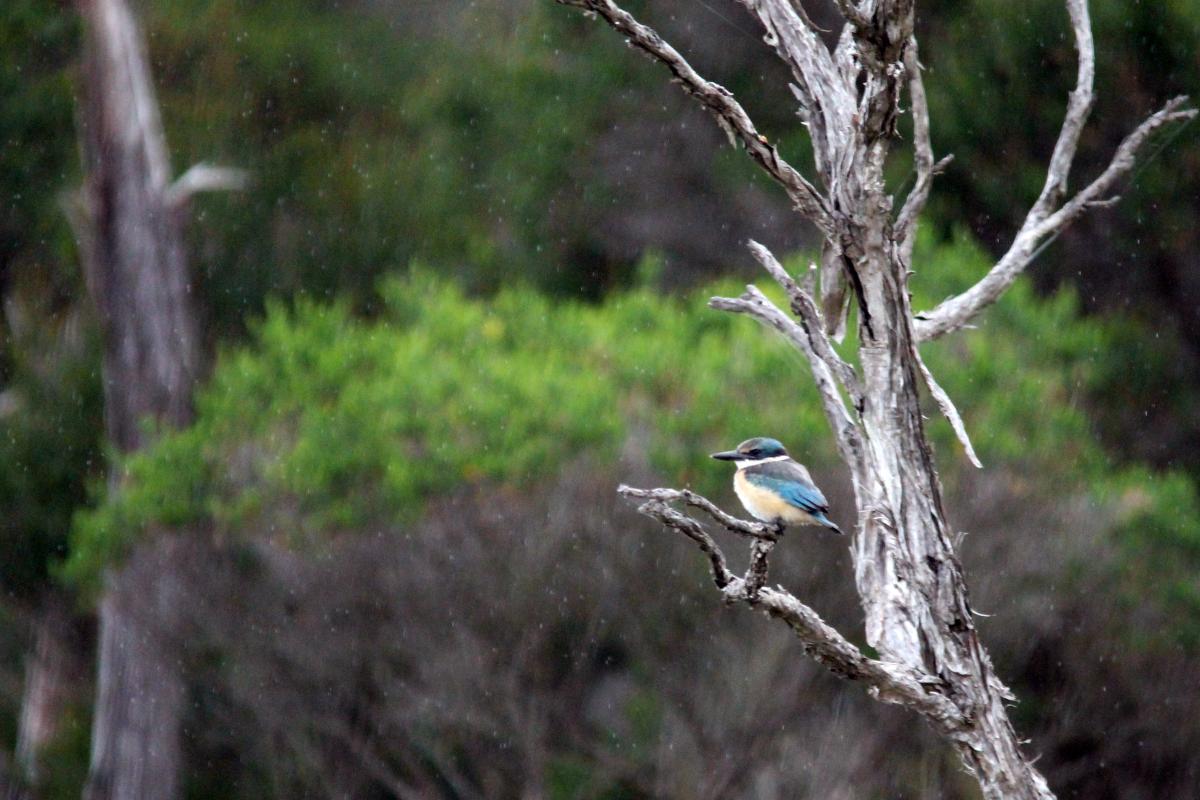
[744, 464, 829, 514]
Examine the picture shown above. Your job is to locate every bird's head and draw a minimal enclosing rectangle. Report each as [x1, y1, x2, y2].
[711, 437, 788, 464]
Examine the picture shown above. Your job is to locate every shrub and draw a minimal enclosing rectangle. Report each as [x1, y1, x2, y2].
[67, 234, 1200, 649]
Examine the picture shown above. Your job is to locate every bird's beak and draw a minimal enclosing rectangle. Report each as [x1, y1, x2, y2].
[710, 450, 742, 461]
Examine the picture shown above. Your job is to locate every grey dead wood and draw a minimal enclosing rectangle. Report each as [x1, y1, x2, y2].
[68, 1, 243, 798]
[618, 486, 967, 733]
[14, 595, 86, 786]
[561, 0, 1194, 797]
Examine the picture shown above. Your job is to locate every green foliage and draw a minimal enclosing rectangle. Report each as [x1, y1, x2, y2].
[139, 0, 645, 332]
[67, 234, 1200, 648]
[65, 264, 836, 590]
[1107, 467, 1200, 648]
[0, 0, 78, 275]
[0, 321, 102, 599]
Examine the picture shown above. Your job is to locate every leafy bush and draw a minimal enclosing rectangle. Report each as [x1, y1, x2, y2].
[66, 234, 1200, 648]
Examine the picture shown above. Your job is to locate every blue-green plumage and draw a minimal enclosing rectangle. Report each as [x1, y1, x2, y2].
[711, 437, 842, 534]
[743, 465, 834, 525]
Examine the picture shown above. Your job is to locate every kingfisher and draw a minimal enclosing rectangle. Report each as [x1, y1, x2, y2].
[711, 437, 842, 534]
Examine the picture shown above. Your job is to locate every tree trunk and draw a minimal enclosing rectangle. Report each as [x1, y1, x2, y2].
[848, 208, 1053, 797]
[15, 594, 87, 786]
[75, 0, 200, 455]
[84, 565, 184, 800]
[74, 0, 203, 797]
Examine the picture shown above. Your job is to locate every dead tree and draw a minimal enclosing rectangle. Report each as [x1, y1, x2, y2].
[556, 0, 1196, 797]
[69, 0, 244, 797]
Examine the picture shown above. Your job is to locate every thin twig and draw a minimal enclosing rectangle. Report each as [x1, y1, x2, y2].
[1029, 0, 1096, 221]
[895, 38, 948, 263]
[914, 347, 983, 469]
[627, 495, 735, 588]
[620, 486, 779, 540]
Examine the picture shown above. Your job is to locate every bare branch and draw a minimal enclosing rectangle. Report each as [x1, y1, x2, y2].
[750, 586, 966, 729]
[558, 0, 833, 234]
[895, 39, 952, 263]
[621, 492, 734, 589]
[709, 286, 863, 475]
[1029, 0, 1095, 222]
[619, 486, 779, 541]
[618, 486, 969, 731]
[911, 0, 1194, 341]
[746, 240, 862, 400]
[914, 348, 983, 469]
[915, 95, 1196, 340]
[165, 163, 249, 207]
[734, 0, 855, 184]
[1035, 98, 1194, 233]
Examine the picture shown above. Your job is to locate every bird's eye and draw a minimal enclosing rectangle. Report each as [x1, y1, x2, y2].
[747, 449, 761, 458]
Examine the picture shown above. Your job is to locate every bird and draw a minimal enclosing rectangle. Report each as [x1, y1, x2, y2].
[711, 437, 842, 534]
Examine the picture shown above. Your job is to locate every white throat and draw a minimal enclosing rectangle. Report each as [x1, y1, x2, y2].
[735, 454, 790, 470]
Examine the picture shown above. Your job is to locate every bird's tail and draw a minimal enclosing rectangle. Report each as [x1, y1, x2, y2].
[813, 511, 843, 535]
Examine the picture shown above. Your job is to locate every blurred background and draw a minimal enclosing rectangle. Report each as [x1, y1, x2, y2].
[2, 0, 1199, 797]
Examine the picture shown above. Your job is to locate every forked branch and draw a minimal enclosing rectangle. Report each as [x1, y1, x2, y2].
[568, 0, 1185, 795]
[913, 0, 1195, 340]
[618, 486, 968, 730]
[745, 240, 862, 400]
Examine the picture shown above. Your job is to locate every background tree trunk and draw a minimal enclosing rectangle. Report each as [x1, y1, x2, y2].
[15, 593, 87, 786]
[74, 0, 202, 797]
[84, 555, 185, 800]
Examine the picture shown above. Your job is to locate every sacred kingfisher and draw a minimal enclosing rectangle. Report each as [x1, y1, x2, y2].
[711, 437, 842, 533]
